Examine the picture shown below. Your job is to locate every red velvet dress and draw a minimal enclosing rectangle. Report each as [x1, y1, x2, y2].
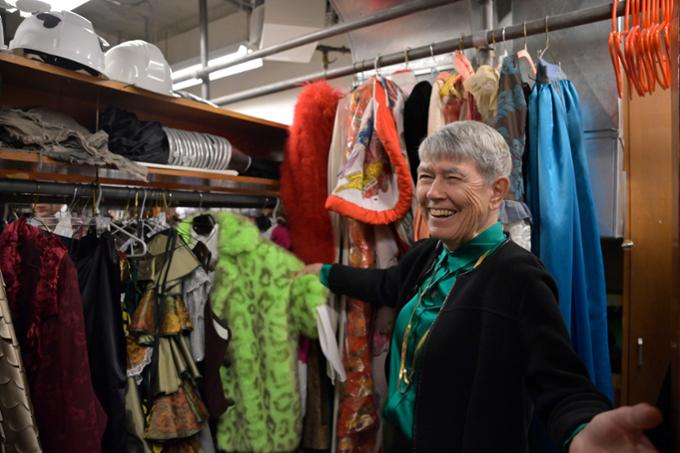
[0, 219, 106, 452]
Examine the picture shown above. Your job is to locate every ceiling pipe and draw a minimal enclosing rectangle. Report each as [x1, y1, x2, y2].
[173, 0, 458, 84]
[212, 1, 626, 105]
[199, 0, 210, 99]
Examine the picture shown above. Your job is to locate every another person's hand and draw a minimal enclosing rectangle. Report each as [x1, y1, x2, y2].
[569, 403, 661, 452]
[293, 263, 323, 278]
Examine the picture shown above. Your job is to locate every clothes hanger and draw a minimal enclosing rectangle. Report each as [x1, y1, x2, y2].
[393, 47, 413, 75]
[538, 16, 560, 68]
[373, 55, 382, 79]
[609, 0, 626, 97]
[429, 43, 437, 79]
[634, 0, 655, 94]
[648, 0, 669, 89]
[646, 0, 664, 88]
[28, 187, 53, 232]
[659, 0, 672, 86]
[630, 0, 653, 94]
[501, 27, 509, 60]
[192, 196, 216, 237]
[488, 30, 498, 68]
[453, 35, 474, 78]
[622, 0, 645, 96]
[110, 219, 149, 258]
[390, 47, 418, 96]
[111, 187, 149, 258]
[516, 21, 537, 75]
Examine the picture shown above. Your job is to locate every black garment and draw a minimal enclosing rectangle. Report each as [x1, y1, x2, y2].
[100, 106, 170, 164]
[201, 300, 233, 418]
[243, 158, 280, 179]
[62, 233, 127, 453]
[327, 239, 611, 452]
[403, 81, 432, 183]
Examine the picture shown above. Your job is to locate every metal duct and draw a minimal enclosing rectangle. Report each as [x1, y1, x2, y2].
[331, 0, 476, 64]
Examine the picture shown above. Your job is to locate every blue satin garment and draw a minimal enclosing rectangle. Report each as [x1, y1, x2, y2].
[526, 59, 613, 401]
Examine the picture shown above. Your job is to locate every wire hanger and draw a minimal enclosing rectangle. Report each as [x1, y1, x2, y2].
[501, 27, 508, 58]
[429, 43, 437, 78]
[516, 21, 537, 75]
[538, 16, 561, 68]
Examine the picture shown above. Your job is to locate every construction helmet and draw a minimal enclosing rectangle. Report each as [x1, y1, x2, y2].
[9, 10, 105, 75]
[105, 40, 173, 96]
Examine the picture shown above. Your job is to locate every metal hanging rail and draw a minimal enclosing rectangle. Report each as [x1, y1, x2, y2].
[174, 0, 458, 84]
[0, 180, 277, 208]
[212, 1, 626, 105]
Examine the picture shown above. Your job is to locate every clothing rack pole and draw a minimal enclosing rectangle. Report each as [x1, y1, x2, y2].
[213, 1, 626, 105]
[173, 0, 458, 85]
[0, 179, 277, 208]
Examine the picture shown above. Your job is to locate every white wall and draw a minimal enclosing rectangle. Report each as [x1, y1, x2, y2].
[155, 11, 354, 125]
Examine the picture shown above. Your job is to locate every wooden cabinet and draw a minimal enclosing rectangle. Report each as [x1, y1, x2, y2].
[621, 5, 679, 446]
[622, 88, 675, 405]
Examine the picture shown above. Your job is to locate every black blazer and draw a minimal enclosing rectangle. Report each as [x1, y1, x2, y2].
[328, 239, 611, 452]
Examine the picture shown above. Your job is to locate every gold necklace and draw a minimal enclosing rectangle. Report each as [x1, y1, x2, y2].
[397, 248, 492, 393]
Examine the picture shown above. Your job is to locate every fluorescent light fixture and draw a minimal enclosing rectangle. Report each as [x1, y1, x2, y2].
[4, 0, 91, 12]
[171, 45, 263, 91]
[354, 53, 455, 83]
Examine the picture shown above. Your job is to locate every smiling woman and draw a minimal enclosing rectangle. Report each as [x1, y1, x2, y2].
[415, 121, 511, 250]
[298, 120, 660, 452]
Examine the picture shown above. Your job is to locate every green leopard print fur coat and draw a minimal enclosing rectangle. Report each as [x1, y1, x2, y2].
[211, 212, 328, 453]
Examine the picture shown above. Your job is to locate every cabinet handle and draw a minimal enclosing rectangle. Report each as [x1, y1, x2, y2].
[622, 240, 635, 249]
[637, 337, 644, 367]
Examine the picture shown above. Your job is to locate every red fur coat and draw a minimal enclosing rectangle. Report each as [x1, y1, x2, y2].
[281, 81, 342, 264]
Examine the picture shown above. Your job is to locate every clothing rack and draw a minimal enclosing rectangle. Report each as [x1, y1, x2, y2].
[180, 0, 457, 86]
[0, 179, 277, 208]
[213, 1, 626, 105]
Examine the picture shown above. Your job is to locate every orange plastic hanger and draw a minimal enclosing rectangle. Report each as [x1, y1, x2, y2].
[609, 0, 625, 97]
[620, 0, 643, 96]
[646, 0, 667, 89]
[624, 0, 648, 95]
[636, 0, 656, 94]
[653, 0, 671, 88]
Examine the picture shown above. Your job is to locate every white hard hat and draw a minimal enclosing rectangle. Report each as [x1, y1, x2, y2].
[9, 11, 105, 74]
[105, 40, 173, 96]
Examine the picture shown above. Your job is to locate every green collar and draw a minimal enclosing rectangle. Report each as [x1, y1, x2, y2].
[437, 222, 506, 272]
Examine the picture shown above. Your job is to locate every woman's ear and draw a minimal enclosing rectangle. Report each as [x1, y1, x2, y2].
[489, 176, 510, 209]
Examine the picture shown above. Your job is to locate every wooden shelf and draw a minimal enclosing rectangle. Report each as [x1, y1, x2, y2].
[0, 52, 288, 161]
[0, 149, 280, 198]
[0, 52, 286, 202]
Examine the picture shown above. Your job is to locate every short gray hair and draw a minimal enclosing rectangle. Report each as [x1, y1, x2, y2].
[418, 121, 512, 181]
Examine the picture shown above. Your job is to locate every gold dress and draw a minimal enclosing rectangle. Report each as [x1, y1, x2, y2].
[125, 232, 208, 452]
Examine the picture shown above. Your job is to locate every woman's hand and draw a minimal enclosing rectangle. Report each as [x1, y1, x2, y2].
[293, 263, 323, 278]
[569, 403, 661, 452]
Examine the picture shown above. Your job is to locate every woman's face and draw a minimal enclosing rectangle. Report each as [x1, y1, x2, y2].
[416, 158, 507, 249]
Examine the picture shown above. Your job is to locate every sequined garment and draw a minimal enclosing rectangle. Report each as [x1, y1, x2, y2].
[0, 271, 41, 453]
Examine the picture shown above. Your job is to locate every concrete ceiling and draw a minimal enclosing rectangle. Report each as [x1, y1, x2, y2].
[74, 0, 243, 45]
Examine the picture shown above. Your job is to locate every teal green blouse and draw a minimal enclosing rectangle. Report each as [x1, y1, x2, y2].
[383, 223, 506, 439]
